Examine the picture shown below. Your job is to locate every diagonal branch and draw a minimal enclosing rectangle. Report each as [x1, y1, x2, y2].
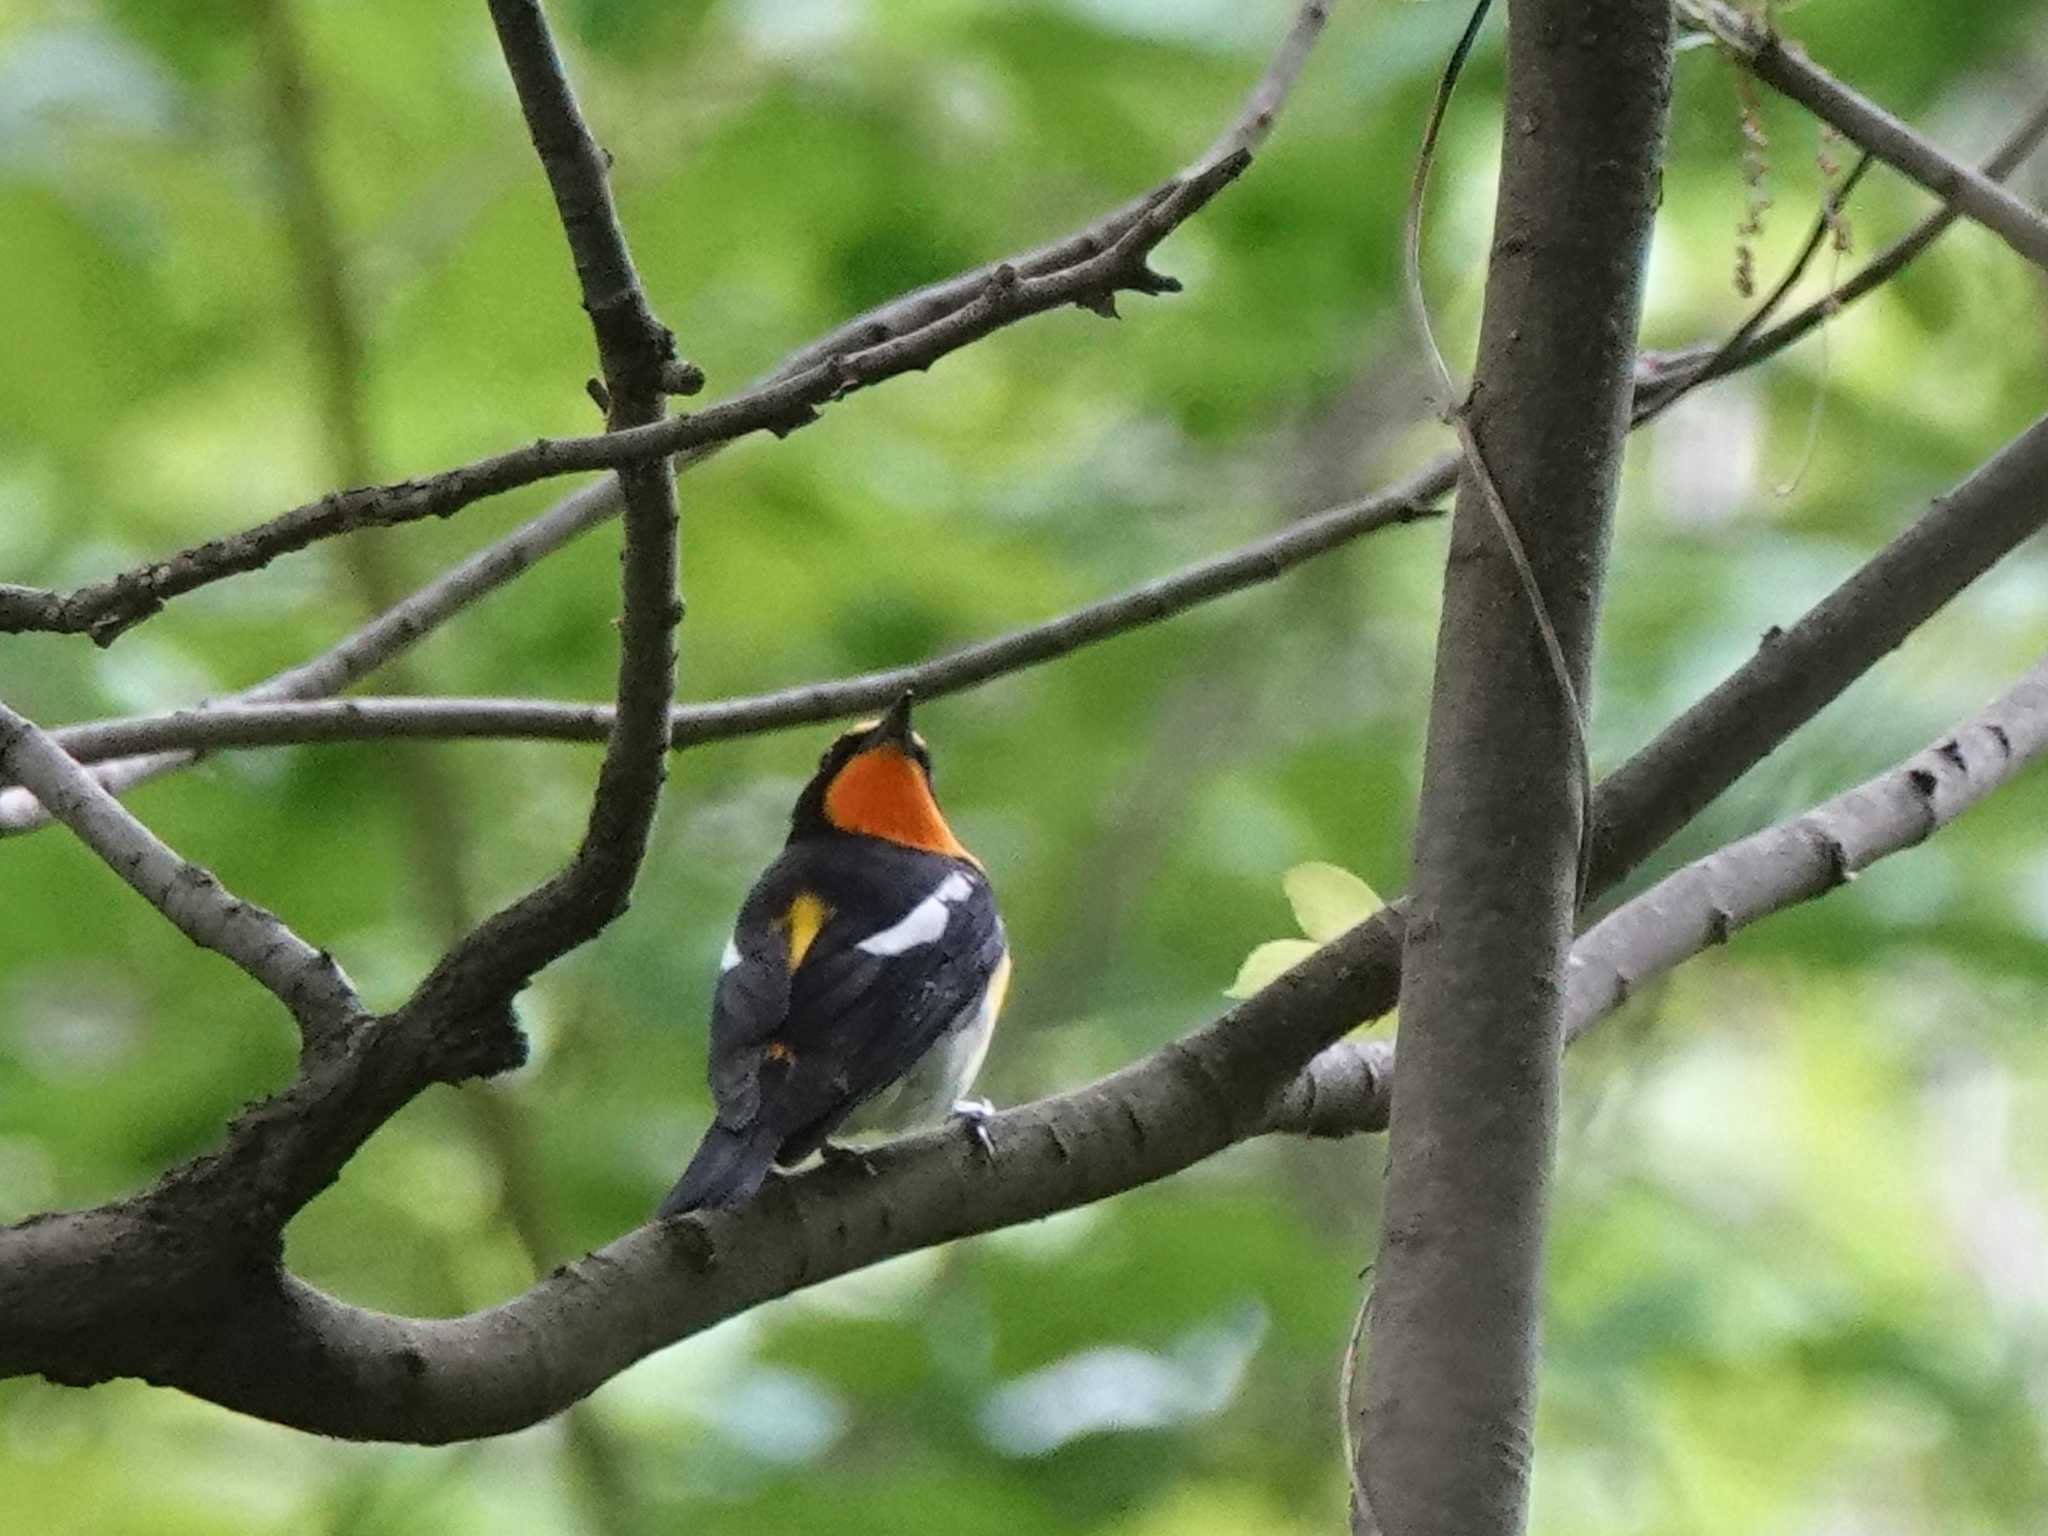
[37, 467, 1449, 766]
[1589, 408, 2048, 890]
[1566, 651, 2048, 1039]
[1637, 92, 2048, 420]
[0, 701, 362, 1048]
[1260, 648, 2048, 1139]
[0, 0, 1341, 831]
[1687, 0, 2048, 272]
[0, 119, 1257, 644]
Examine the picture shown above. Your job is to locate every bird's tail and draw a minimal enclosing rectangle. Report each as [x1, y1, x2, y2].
[658, 1123, 779, 1218]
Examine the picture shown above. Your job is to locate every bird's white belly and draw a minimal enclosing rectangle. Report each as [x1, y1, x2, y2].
[840, 980, 999, 1138]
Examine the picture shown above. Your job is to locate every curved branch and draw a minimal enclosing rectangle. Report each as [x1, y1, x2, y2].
[19, 412, 2046, 1439]
[0, 702, 362, 1047]
[154, 632, 2048, 1442]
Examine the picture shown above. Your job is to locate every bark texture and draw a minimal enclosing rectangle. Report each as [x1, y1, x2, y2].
[1357, 4, 1674, 1533]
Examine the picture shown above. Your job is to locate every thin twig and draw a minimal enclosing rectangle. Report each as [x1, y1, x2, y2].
[1637, 93, 2048, 423]
[1686, 0, 2048, 272]
[1731, 93, 2048, 369]
[0, 700, 362, 1048]
[1633, 151, 1874, 423]
[0, 141, 1253, 645]
[36, 468, 1448, 768]
[0, 0, 1343, 833]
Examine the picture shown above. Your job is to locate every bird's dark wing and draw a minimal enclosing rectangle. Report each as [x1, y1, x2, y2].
[703, 875, 800, 1128]
[704, 842, 1003, 1162]
[770, 871, 1004, 1159]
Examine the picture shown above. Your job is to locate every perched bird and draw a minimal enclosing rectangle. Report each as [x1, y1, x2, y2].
[658, 693, 1009, 1217]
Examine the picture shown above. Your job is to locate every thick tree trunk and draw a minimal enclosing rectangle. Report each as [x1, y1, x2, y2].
[1356, 3, 1674, 1533]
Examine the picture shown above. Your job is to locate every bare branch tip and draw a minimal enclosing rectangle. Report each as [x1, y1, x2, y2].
[658, 358, 707, 397]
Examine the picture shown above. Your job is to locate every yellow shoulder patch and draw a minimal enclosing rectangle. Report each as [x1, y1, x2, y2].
[985, 950, 1013, 1021]
[781, 891, 833, 971]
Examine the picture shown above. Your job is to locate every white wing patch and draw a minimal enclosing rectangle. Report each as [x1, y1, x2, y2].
[857, 871, 975, 956]
[719, 936, 742, 972]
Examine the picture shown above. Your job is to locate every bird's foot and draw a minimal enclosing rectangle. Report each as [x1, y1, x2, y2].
[950, 1097, 997, 1159]
[819, 1142, 878, 1178]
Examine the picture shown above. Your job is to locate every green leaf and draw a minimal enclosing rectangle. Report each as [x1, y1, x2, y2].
[1225, 939, 1317, 999]
[1282, 862, 1382, 942]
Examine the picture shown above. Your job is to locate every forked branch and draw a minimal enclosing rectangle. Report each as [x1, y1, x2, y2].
[0, 0, 1341, 833]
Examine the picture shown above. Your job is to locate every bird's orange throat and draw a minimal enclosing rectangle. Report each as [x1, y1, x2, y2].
[823, 747, 974, 861]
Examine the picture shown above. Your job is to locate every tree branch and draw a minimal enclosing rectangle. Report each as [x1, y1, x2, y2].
[36, 466, 1449, 767]
[1590, 408, 2048, 892]
[0, 109, 1259, 644]
[0, 0, 1327, 648]
[40, 128, 2048, 783]
[10, 409, 2048, 1435]
[1243, 645, 2048, 1139]
[1688, 0, 2048, 273]
[1568, 651, 2048, 1039]
[0, 701, 362, 1049]
[17, 361, 2048, 810]
[381, 0, 682, 1060]
[0, 0, 1340, 830]
[0, 478, 626, 834]
[1638, 91, 2048, 420]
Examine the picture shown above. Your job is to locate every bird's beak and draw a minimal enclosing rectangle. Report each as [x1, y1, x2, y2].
[876, 690, 916, 747]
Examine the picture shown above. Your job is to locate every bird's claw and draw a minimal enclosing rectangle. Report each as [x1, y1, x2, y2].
[950, 1097, 996, 1159]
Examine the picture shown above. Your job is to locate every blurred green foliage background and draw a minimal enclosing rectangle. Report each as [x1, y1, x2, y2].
[4, 0, 2048, 1531]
